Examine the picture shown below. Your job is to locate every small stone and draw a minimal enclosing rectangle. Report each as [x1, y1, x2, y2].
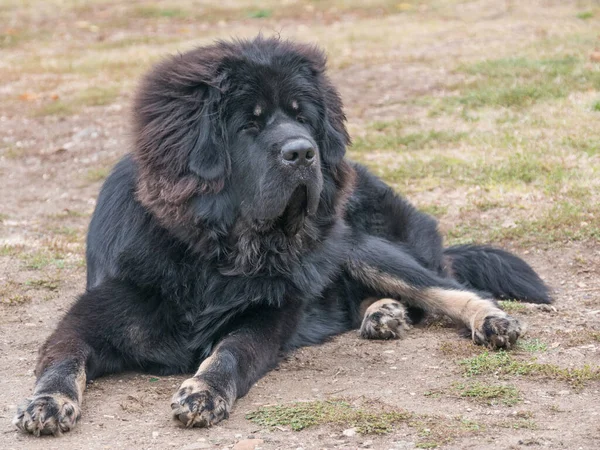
[152, 431, 159, 439]
[181, 443, 212, 450]
[342, 427, 357, 437]
[233, 439, 264, 450]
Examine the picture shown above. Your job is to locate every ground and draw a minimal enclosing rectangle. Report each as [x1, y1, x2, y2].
[1, 0, 600, 449]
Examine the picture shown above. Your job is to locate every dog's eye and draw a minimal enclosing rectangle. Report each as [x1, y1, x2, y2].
[296, 115, 307, 124]
[242, 121, 260, 133]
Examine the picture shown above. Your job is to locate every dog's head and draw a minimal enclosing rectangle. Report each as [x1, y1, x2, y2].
[133, 36, 353, 243]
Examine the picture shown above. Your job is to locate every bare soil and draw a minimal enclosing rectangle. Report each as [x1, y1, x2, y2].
[1, 1, 600, 449]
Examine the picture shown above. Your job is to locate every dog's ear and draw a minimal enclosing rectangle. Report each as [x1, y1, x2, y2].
[187, 86, 228, 181]
[319, 77, 350, 166]
[297, 44, 350, 166]
[133, 49, 229, 188]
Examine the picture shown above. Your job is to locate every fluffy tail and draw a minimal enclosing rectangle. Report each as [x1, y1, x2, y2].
[444, 245, 551, 304]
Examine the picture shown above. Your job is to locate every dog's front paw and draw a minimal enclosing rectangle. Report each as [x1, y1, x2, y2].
[473, 314, 524, 349]
[171, 377, 230, 428]
[360, 298, 411, 340]
[13, 394, 81, 436]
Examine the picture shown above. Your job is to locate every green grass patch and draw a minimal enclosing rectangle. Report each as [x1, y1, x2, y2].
[494, 201, 600, 243]
[36, 100, 74, 117]
[459, 351, 600, 387]
[23, 250, 65, 270]
[454, 382, 520, 406]
[77, 86, 120, 107]
[0, 244, 23, 257]
[246, 399, 411, 434]
[497, 419, 537, 430]
[86, 167, 111, 182]
[476, 151, 567, 186]
[593, 100, 600, 112]
[498, 300, 528, 314]
[356, 128, 575, 198]
[576, 11, 594, 20]
[518, 338, 548, 353]
[563, 135, 600, 156]
[1, 294, 32, 305]
[35, 86, 120, 117]
[47, 209, 89, 220]
[418, 204, 448, 218]
[133, 6, 187, 18]
[50, 226, 81, 239]
[352, 129, 467, 153]
[247, 9, 272, 18]
[371, 155, 469, 188]
[25, 278, 60, 291]
[443, 56, 600, 110]
[447, 200, 600, 246]
[1, 30, 26, 49]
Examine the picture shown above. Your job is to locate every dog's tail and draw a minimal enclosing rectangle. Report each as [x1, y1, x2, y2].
[443, 245, 551, 304]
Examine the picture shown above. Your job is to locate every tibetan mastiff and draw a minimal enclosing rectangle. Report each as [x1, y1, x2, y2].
[15, 36, 550, 436]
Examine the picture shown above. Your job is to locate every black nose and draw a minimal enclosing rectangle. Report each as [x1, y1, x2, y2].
[281, 139, 315, 167]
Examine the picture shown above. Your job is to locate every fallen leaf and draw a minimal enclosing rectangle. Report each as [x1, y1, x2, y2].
[233, 439, 264, 450]
[19, 92, 39, 101]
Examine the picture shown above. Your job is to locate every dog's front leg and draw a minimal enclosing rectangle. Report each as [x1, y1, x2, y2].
[13, 325, 91, 436]
[171, 301, 302, 428]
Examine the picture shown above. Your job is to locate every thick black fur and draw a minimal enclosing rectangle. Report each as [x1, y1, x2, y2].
[15, 36, 551, 436]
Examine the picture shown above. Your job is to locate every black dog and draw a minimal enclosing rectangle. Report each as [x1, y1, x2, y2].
[14, 36, 550, 436]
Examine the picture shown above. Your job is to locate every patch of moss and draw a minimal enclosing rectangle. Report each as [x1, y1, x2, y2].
[246, 399, 411, 434]
[455, 382, 520, 406]
[460, 351, 600, 387]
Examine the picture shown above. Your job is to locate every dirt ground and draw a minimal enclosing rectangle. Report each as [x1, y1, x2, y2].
[1, 1, 599, 449]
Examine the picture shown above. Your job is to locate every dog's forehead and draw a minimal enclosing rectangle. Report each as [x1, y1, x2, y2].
[227, 64, 312, 108]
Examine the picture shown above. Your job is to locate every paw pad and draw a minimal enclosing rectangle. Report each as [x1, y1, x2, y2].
[13, 394, 80, 436]
[360, 299, 411, 340]
[473, 315, 523, 349]
[171, 377, 229, 428]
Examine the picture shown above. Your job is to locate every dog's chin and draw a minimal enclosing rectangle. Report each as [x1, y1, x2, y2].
[249, 182, 320, 235]
[276, 185, 310, 236]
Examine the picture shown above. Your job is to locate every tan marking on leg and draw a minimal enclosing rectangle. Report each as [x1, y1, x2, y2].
[171, 375, 229, 428]
[75, 364, 87, 402]
[363, 298, 401, 315]
[348, 263, 418, 298]
[358, 297, 380, 317]
[422, 288, 502, 331]
[195, 350, 236, 403]
[196, 352, 217, 375]
[171, 350, 236, 428]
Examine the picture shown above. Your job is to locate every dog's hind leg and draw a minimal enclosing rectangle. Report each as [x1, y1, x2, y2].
[348, 235, 523, 349]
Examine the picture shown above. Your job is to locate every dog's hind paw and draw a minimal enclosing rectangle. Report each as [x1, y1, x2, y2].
[473, 315, 524, 350]
[360, 298, 411, 340]
[171, 377, 230, 428]
[13, 394, 80, 436]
